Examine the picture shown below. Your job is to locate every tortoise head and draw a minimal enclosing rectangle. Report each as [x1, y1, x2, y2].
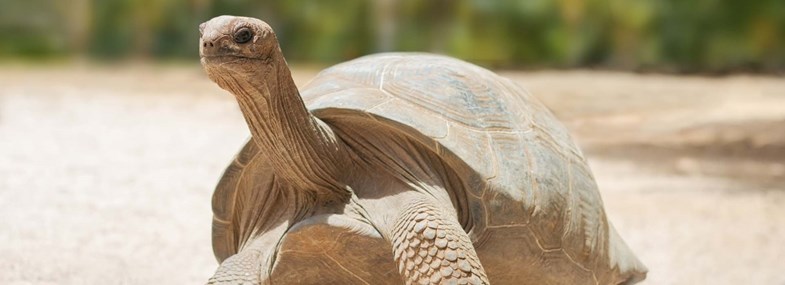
[199, 15, 283, 90]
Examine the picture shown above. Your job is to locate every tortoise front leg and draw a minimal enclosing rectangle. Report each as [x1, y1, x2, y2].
[391, 197, 489, 285]
[207, 245, 263, 285]
[207, 222, 288, 285]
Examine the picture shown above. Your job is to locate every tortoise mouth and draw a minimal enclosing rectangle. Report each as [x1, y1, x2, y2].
[200, 54, 258, 64]
[200, 55, 274, 71]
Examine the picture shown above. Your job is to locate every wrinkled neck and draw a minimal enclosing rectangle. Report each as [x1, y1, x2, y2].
[220, 57, 350, 203]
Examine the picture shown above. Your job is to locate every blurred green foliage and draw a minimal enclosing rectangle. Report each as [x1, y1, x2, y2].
[0, 0, 783, 72]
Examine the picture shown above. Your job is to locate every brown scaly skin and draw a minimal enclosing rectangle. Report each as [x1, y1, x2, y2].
[199, 15, 646, 285]
[200, 16, 350, 202]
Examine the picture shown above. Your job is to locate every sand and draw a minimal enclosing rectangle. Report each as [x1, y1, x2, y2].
[1, 64, 783, 284]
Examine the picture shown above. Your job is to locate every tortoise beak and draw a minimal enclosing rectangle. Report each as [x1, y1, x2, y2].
[199, 35, 226, 58]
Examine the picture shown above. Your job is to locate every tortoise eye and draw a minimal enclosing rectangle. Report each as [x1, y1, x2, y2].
[233, 27, 253, 44]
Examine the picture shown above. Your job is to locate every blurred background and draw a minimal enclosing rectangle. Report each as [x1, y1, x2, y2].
[0, 1, 783, 285]
[2, 0, 785, 71]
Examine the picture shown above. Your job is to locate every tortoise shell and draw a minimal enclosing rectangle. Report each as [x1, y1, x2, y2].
[213, 53, 646, 284]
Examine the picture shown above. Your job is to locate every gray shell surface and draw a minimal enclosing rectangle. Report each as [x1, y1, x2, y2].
[302, 53, 613, 272]
[213, 53, 646, 284]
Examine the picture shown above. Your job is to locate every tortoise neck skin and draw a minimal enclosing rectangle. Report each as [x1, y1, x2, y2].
[200, 16, 350, 203]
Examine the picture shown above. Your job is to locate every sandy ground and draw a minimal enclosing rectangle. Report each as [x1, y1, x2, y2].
[0, 64, 783, 285]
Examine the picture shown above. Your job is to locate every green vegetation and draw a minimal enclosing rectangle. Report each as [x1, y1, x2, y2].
[1, 0, 783, 72]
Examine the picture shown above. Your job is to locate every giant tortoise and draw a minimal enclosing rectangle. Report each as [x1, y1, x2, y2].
[198, 15, 647, 285]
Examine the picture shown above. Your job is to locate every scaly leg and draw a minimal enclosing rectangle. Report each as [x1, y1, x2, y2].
[391, 198, 489, 285]
[207, 223, 287, 285]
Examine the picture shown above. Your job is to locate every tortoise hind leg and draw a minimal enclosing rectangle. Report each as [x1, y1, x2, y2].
[391, 198, 489, 285]
[608, 224, 648, 284]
